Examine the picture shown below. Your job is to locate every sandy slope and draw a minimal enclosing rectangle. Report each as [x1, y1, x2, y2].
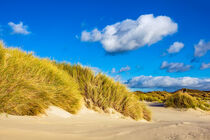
[0, 103, 210, 140]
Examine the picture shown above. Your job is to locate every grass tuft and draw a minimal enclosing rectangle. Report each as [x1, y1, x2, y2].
[56, 63, 151, 121]
[164, 92, 198, 109]
[0, 42, 83, 115]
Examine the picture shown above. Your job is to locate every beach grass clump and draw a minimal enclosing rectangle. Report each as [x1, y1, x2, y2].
[57, 63, 151, 121]
[197, 100, 210, 111]
[174, 88, 210, 101]
[0, 42, 83, 115]
[164, 92, 198, 109]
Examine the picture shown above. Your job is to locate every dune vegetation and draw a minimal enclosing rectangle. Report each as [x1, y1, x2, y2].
[0, 42, 83, 115]
[176, 88, 210, 101]
[0, 42, 151, 121]
[135, 91, 171, 103]
[135, 89, 210, 111]
[56, 63, 151, 120]
[164, 92, 198, 109]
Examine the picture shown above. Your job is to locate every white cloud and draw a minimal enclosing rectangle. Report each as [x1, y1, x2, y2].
[200, 62, 210, 70]
[81, 14, 178, 53]
[111, 66, 131, 73]
[8, 22, 30, 35]
[79, 64, 102, 74]
[126, 75, 210, 91]
[119, 65, 131, 73]
[90, 67, 102, 74]
[81, 29, 102, 42]
[194, 40, 210, 57]
[167, 41, 184, 53]
[161, 61, 191, 72]
[114, 75, 122, 82]
[111, 68, 116, 73]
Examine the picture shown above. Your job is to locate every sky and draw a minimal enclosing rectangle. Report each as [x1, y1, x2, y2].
[0, 0, 210, 91]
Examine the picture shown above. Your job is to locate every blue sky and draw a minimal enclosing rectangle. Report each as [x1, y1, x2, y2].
[0, 0, 210, 91]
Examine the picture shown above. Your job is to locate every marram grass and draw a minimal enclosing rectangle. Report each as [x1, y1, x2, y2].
[0, 42, 83, 115]
[0, 42, 151, 121]
[56, 63, 151, 121]
[135, 89, 210, 111]
[164, 92, 198, 109]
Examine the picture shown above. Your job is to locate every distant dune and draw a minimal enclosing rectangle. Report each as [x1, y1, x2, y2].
[135, 89, 210, 111]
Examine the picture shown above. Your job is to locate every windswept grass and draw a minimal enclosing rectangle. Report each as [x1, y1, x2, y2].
[171, 89, 210, 110]
[57, 63, 151, 121]
[0, 42, 151, 121]
[174, 88, 210, 101]
[164, 92, 198, 109]
[135, 89, 210, 111]
[0, 42, 82, 115]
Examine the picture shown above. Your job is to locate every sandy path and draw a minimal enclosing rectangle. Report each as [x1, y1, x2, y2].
[0, 103, 210, 140]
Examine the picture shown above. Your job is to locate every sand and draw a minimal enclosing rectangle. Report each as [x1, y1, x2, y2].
[0, 103, 210, 140]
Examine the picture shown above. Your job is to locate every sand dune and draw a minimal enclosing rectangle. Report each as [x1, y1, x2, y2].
[0, 103, 210, 140]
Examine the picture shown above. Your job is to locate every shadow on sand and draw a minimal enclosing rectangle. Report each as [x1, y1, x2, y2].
[148, 102, 165, 107]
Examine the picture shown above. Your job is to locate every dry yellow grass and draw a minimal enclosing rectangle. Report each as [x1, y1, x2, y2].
[0, 42, 151, 120]
[0, 42, 82, 115]
[135, 89, 210, 111]
[164, 92, 198, 109]
[57, 63, 151, 120]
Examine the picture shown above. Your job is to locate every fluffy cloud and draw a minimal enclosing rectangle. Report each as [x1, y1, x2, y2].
[111, 68, 116, 73]
[114, 75, 122, 82]
[194, 40, 210, 57]
[161, 61, 191, 72]
[81, 29, 102, 42]
[81, 14, 178, 53]
[167, 41, 184, 53]
[119, 66, 131, 73]
[200, 62, 210, 70]
[111, 66, 131, 73]
[90, 67, 102, 74]
[126, 75, 210, 91]
[8, 22, 30, 35]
